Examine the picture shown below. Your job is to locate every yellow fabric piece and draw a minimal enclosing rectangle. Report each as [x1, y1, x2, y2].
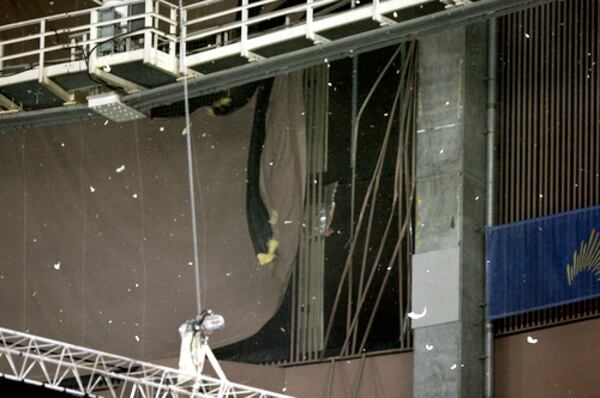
[215, 97, 232, 106]
[257, 239, 279, 265]
[207, 97, 233, 116]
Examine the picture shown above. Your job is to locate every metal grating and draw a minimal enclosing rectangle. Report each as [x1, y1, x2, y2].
[496, 0, 600, 335]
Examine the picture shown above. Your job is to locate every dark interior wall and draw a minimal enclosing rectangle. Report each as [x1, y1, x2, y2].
[214, 44, 412, 364]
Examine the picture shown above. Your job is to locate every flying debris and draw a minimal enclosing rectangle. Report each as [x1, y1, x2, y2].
[408, 307, 427, 320]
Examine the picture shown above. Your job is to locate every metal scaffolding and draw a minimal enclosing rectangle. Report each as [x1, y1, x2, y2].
[0, 326, 292, 398]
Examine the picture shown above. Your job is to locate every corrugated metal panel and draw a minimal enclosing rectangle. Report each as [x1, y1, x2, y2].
[497, 0, 600, 335]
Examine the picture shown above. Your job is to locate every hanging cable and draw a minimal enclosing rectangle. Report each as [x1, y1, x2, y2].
[179, 0, 202, 316]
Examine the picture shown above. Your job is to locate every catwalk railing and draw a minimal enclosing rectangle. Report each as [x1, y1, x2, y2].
[0, 0, 442, 111]
[0, 326, 292, 398]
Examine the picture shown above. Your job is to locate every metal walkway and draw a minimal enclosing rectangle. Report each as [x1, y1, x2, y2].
[0, 0, 555, 131]
[0, 326, 291, 397]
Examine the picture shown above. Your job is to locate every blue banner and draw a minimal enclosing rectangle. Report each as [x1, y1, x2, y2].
[487, 206, 600, 319]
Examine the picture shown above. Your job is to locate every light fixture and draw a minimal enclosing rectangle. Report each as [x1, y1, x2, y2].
[88, 92, 146, 123]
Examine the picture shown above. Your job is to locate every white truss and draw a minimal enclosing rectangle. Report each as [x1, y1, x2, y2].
[0, 326, 292, 398]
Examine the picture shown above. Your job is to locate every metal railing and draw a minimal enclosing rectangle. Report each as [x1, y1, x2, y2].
[0, 0, 179, 75]
[0, 0, 438, 77]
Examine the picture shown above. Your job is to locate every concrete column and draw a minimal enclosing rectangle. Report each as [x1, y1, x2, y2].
[411, 23, 488, 398]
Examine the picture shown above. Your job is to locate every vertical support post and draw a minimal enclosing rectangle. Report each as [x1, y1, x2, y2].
[89, 11, 99, 73]
[144, 0, 154, 64]
[241, 0, 249, 58]
[484, 17, 498, 398]
[70, 38, 76, 62]
[38, 19, 46, 83]
[306, 0, 314, 40]
[372, 0, 382, 23]
[0, 42, 4, 74]
[169, 7, 177, 59]
[179, 8, 187, 75]
[412, 24, 488, 398]
[153, 0, 160, 50]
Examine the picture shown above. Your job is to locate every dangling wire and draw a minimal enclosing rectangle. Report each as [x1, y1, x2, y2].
[179, 0, 202, 316]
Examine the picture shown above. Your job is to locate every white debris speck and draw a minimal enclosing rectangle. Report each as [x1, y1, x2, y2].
[90, 186, 95, 193]
[527, 336, 538, 344]
[445, 101, 450, 106]
[328, 82, 333, 87]
[33, 238, 37, 243]
[525, 33, 531, 39]
[384, 113, 389, 117]
[539, 194, 544, 198]
[102, 64, 111, 73]
[408, 307, 427, 320]
[393, 11, 398, 17]
[475, 195, 480, 201]
[0, 275, 4, 280]
[53, 261, 61, 271]
[108, 320, 113, 324]
[282, 387, 287, 392]
[135, 335, 140, 342]
[132, 193, 138, 199]
[280, 327, 286, 333]
[181, 127, 189, 136]
[61, 143, 65, 147]
[425, 344, 434, 351]
[226, 272, 232, 277]
[269, 162, 274, 166]
[323, 58, 328, 63]
[32, 291, 38, 297]
[450, 364, 457, 370]
[159, 127, 165, 132]
[284, 220, 293, 224]
[440, 149, 445, 154]
[135, 283, 139, 288]
[116, 165, 126, 173]
[104, 120, 109, 126]
[188, 261, 193, 266]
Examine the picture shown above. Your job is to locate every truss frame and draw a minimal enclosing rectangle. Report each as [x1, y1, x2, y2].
[0, 326, 292, 398]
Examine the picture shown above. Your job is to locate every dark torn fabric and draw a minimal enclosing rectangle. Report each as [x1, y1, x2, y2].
[0, 72, 305, 361]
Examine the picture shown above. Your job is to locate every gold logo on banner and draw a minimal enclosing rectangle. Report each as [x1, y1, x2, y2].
[566, 229, 600, 285]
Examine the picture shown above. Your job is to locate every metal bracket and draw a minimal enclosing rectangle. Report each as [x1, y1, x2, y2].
[310, 34, 331, 44]
[93, 68, 146, 93]
[0, 93, 21, 112]
[246, 51, 266, 63]
[40, 76, 76, 104]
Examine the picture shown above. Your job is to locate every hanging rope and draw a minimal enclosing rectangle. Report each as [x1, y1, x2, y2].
[179, 0, 202, 316]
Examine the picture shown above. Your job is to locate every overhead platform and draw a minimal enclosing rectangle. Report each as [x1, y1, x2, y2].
[0, 0, 557, 130]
